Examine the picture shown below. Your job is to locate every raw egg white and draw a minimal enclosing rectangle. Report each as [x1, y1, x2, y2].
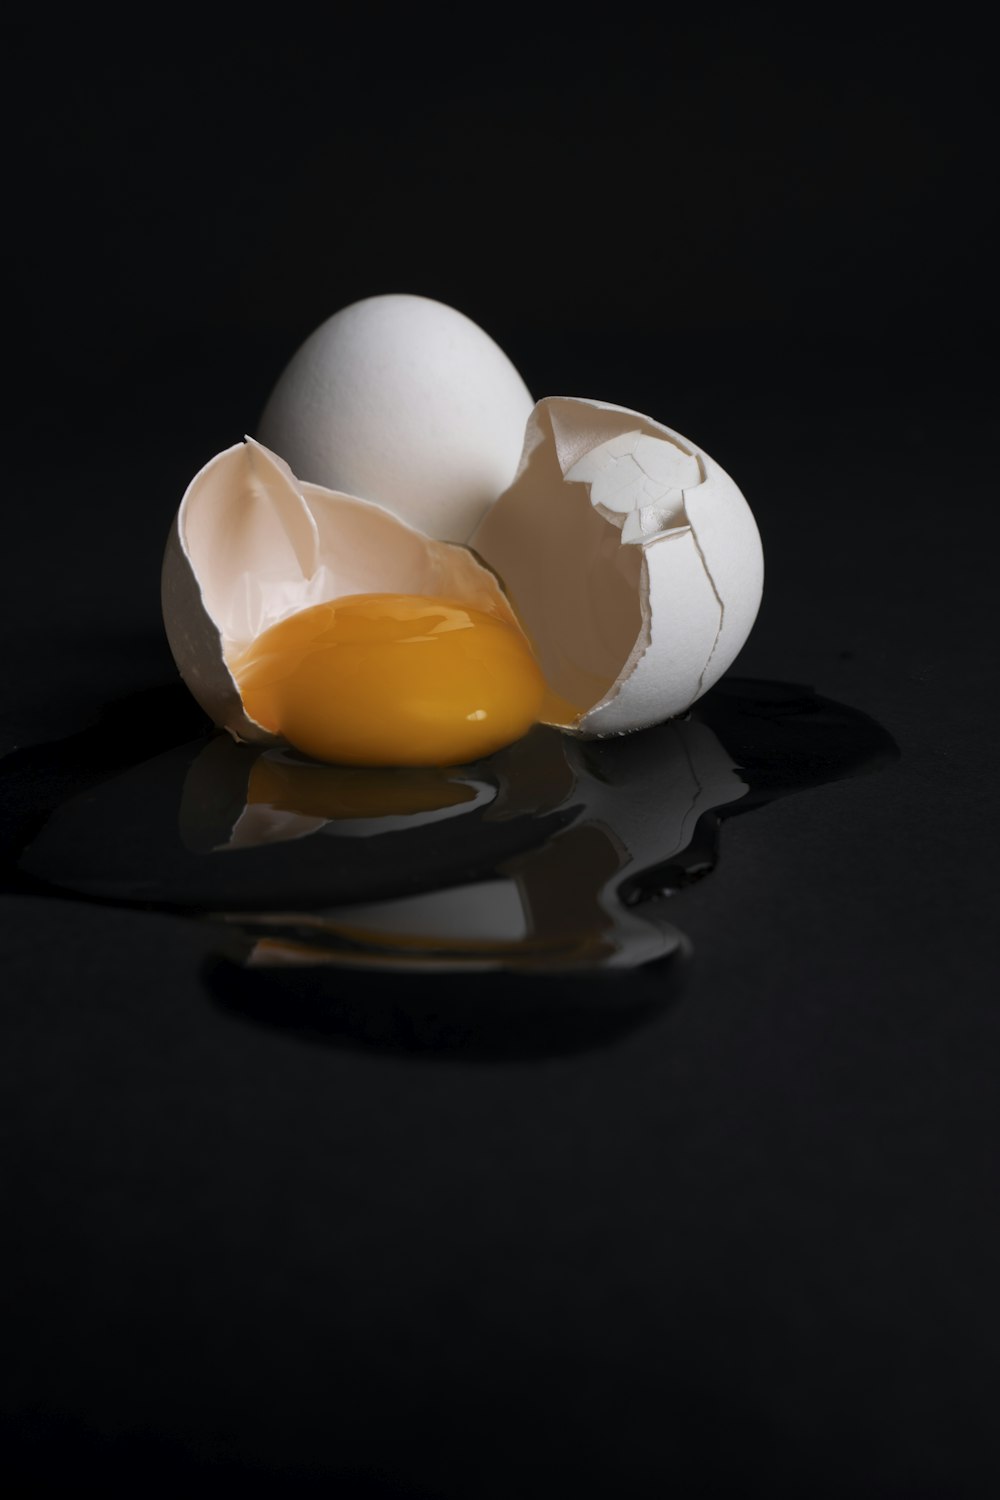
[162, 297, 764, 767]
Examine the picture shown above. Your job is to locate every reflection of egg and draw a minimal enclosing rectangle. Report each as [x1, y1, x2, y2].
[162, 298, 764, 767]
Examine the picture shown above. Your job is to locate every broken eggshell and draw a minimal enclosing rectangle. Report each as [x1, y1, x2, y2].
[161, 438, 520, 745]
[471, 396, 764, 734]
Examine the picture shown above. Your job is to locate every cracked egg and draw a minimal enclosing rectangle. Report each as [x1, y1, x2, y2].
[162, 297, 763, 767]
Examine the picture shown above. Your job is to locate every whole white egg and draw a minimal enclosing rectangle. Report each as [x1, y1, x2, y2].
[257, 293, 535, 543]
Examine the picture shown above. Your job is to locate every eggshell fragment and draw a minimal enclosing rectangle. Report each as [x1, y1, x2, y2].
[161, 438, 520, 744]
[471, 397, 764, 734]
[257, 294, 535, 544]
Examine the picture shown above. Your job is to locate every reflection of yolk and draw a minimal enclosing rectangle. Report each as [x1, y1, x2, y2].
[246, 757, 479, 820]
[232, 593, 548, 767]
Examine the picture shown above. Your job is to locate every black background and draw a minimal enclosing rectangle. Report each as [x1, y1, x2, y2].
[3, 12, 998, 1497]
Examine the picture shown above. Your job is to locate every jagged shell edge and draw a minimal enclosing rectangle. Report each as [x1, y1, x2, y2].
[161, 444, 278, 745]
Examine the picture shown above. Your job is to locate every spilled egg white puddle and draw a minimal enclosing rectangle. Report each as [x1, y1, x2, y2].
[1, 680, 897, 1056]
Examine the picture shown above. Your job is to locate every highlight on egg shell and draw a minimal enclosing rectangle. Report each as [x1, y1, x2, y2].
[257, 293, 535, 544]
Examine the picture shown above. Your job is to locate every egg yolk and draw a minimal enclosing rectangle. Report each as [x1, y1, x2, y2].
[232, 593, 549, 767]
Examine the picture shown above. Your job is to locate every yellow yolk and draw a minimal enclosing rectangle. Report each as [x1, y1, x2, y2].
[232, 593, 549, 767]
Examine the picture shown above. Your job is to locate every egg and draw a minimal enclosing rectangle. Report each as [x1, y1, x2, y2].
[257, 293, 535, 543]
[161, 439, 529, 751]
[162, 299, 764, 767]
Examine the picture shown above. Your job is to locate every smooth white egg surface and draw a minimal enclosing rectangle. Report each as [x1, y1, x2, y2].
[257, 294, 535, 544]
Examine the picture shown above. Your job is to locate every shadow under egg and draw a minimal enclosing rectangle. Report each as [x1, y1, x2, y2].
[202, 944, 687, 1061]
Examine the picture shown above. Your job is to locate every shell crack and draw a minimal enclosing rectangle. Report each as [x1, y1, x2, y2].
[565, 430, 700, 543]
[685, 502, 726, 697]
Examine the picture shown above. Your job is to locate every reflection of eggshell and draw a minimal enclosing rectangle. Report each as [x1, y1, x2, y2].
[472, 397, 764, 733]
[161, 438, 519, 744]
[257, 294, 535, 543]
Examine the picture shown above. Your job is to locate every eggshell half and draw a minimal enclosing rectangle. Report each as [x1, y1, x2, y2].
[257, 294, 535, 544]
[471, 397, 764, 734]
[162, 438, 520, 744]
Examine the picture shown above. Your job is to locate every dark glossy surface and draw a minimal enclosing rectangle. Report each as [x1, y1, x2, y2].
[6, 680, 895, 1059]
[12, 681, 894, 974]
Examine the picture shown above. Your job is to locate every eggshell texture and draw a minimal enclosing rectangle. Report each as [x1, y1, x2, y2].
[161, 438, 519, 744]
[471, 397, 764, 734]
[257, 294, 535, 544]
